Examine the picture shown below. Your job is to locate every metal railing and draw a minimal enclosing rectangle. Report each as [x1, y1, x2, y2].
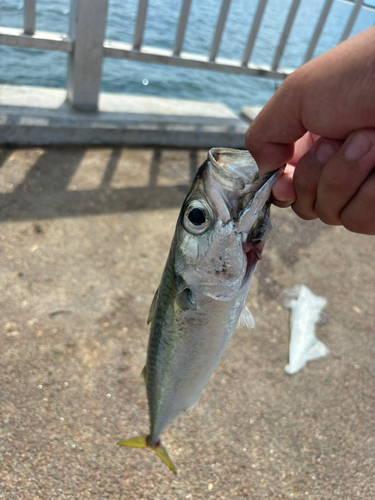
[0, 0, 372, 111]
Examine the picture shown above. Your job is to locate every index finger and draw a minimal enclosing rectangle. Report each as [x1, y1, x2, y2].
[245, 72, 307, 175]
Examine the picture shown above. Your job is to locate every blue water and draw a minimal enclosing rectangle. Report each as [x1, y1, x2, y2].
[1, 0, 374, 113]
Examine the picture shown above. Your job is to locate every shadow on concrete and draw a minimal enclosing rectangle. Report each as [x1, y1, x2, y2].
[0, 147, 200, 221]
[0, 147, 13, 167]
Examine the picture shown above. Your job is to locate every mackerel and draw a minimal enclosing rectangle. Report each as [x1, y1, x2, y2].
[118, 148, 284, 473]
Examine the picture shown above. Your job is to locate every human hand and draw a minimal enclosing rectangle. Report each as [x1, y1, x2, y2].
[246, 27, 375, 234]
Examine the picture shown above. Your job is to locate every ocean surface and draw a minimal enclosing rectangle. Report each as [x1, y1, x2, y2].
[1, 0, 375, 113]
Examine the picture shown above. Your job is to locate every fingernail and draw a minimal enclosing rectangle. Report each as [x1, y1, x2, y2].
[315, 142, 336, 164]
[344, 133, 372, 161]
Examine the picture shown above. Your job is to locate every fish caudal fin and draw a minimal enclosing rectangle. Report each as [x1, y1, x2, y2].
[118, 435, 177, 475]
[152, 440, 177, 475]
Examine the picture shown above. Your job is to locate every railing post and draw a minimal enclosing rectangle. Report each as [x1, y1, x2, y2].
[209, 0, 231, 62]
[340, 0, 363, 43]
[303, 0, 334, 64]
[24, 0, 36, 35]
[242, 0, 268, 66]
[133, 0, 149, 50]
[67, 0, 109, 111]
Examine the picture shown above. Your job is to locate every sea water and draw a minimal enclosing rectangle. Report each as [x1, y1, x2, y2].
[0, 0, 374, 113]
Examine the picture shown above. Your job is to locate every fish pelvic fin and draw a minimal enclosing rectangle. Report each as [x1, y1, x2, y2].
[118, 435, 177, 475]
[237, 304, 255, 329]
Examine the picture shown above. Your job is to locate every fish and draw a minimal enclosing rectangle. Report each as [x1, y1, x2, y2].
[118, 148, 284, 474]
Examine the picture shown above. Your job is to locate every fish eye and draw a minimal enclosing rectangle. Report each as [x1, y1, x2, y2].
[188, 208, 205, 226]
[183, 201, 211, 235]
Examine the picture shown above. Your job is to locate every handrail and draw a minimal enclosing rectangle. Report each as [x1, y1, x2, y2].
[0, 27, 73, 52]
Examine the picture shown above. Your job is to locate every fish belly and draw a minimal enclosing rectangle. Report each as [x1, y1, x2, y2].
[147, 292, 245, 441]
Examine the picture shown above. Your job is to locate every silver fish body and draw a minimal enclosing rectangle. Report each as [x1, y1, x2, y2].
[147, 257, 247, 442]
[119, 148, 283, 473]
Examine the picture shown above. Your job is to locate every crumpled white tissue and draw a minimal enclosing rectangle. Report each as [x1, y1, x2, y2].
[283, 285, 329, 375]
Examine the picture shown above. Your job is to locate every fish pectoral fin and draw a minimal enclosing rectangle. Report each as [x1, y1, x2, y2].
[118, 435, 177, 475]
[147, 288, 159, 325]
[237, 304, 255, 329]
[140, 365, 147, 383]
[175, 288, 196, 312]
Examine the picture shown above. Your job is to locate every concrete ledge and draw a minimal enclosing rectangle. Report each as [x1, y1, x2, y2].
[0, 85, 248, 148]
[241, 105, 262, 124]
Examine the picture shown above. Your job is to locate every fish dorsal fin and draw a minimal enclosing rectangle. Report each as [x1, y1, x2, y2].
[147, 288, 159, 325]
[237, 304, 255, 329]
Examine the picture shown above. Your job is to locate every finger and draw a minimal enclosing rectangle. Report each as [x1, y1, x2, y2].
[340, 168, 375, 234]
[269, 133, 320, 209]
[315, 130, 375, 225]
[292, 138, 342, 220]
[270, 164, 295, 207]
[290, 132, 320, 166]
[245, 73, 306, 173]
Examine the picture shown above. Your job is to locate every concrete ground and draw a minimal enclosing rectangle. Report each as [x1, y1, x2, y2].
[0, 146, 374, 500]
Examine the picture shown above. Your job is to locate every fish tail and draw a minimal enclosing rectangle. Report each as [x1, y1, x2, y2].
[117, 435, 177, 474]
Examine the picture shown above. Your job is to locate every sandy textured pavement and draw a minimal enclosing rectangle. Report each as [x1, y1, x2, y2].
[0, 147, 374, 499]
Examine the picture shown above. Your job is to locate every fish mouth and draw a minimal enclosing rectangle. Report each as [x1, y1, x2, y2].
[236, 166, 284, 233]
[206, 148, 285, 227]
[208, 148, 259, 191]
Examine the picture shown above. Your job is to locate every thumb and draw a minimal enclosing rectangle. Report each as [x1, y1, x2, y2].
[245, 72, 307, 176]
